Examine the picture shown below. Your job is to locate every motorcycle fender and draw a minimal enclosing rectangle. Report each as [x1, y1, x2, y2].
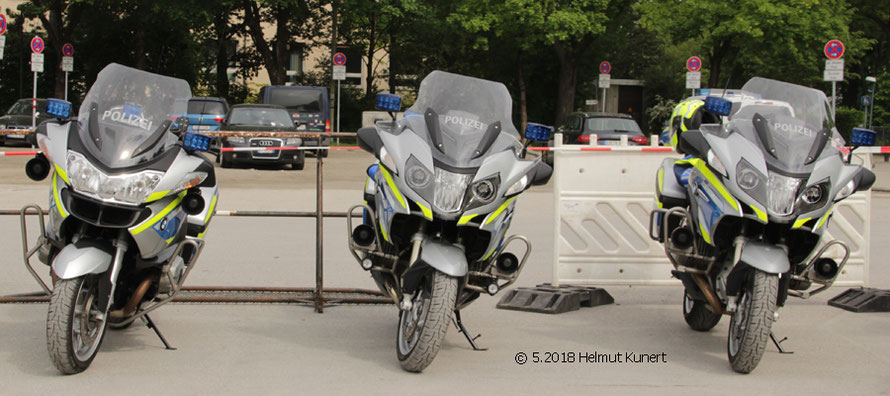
[420, 239, 468, 278]
[52, 240, 114, 279]
[737, 241, 789, 274]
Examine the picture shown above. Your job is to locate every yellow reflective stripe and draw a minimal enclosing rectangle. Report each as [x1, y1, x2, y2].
[146, 190, 169, 203]
[750, 205, 768, 223]
[657, 167, 664, 193]
[380, 223, 390, 242]
[380, 167, 407, 209]
[676, 158, 740, 213]
[815, 206, 834, 230]
[52, 173, 68, 218]
[204, 194, 218, 224]
[481, 244, 498, 261]
[699, 222, 712, 244]
[483, 197, 516, 226]
[416, 201, 432, 220]
[132, 196, 183, 235]
[458, 213, 478, 225]
[54, 164, 68, 184]
[792, 217, 812, 229]
[165, 236, 176, 244]
[685, 101, 704, 118]
[197, 232, 205, 238]
[671, 129, 679, 148]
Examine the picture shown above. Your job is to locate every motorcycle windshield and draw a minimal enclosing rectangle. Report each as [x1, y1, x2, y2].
[731, 77, 839, 172]
[77, 63, 192, 169]
[404, 71, 521, 168]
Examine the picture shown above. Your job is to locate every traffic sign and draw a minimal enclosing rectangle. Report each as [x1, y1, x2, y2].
[30, 36, 44, 53]
[861, 96, 872, 107]
[686, 56, 702, 72]
[824, 59, 844, 81]
[824, 40, 844, 59]
[598, 73, 610, 88]
[686, 72, 701, 89]
[31, 52, 44, 72]
[62, 56, 73, 72]
[333, 52, 346, 66]
[0, 35, 5, 60]
[0, 14, 7, 35]
[599, 61, 611, 74]
[62, 43, 74, 57]
[333, 65, 346, 80]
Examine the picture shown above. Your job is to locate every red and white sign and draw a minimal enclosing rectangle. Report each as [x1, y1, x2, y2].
[0, 14, 7, 35]
[30, 36, 44, 53]
[824, 40, 845, 59]
[599, 61, 611, 74]
[333, 52, 346, 66]
[62, 43, 74, 57]
[686, 56, 702, 72]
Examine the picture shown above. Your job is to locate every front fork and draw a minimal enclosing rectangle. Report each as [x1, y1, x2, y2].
[97, 231, 129, 318]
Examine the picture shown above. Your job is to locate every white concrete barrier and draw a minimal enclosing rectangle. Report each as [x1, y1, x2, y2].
[549, 135, 874, 287]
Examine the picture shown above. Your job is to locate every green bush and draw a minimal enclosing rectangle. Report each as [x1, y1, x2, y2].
[835, 107, 864, 141]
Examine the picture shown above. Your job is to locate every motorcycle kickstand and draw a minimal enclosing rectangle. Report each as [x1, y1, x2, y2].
[144, 313, 176, 351]
[770, 331, 793, 354]
[452, 310, 487, 351]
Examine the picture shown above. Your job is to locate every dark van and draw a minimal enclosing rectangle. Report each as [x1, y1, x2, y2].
[259, 85, 330, 156]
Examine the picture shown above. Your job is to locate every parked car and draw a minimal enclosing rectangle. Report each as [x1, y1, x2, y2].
[177, 97, 229, 132]
[0, 98, 52, 146]
[218, 104, 305, 170]
[560, 112, 648, 145]
[259, 85, 330, 157]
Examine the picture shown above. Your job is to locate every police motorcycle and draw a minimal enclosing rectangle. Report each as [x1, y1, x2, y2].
[23, 63, 220, 374]
[650, 77, 876, 373]
[347, 71, 553, 372]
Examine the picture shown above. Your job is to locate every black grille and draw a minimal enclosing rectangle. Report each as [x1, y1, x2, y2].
[62, 189, 151, 228]
[249, 138, 282, 159]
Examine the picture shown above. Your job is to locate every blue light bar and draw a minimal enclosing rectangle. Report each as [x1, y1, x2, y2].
[45, 99, 72, 120]
[183, 132, 213, 152]
[704, 96, 732, 116]
[697, 89, 711, 96]
[524, 123, 554, 142]
[375, 93, 402, 112]
[850, 128, 876, 147]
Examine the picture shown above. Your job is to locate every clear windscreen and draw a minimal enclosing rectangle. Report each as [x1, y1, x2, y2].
[77, 63, 191, 168]
[725, 77, 841, 171]
[403, 71, 521, 168]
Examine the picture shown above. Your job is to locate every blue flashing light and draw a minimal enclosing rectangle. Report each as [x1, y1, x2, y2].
[183, 132, 213, 152]
[850, 128, 876, 147]
[704, 96, 732, 117]
[45, 99, 72, 120]
[524, 122, 554, 142]
[698, 89, 711, 96]
[375, 93, 402, 112]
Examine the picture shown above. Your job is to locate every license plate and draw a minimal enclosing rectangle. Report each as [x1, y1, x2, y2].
[257, 148, 273, 153]
[192, 125, 211, 131]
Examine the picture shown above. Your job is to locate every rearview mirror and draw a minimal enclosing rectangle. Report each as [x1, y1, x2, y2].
[357, 126, 382, 154]
[677, 130, 710, 158]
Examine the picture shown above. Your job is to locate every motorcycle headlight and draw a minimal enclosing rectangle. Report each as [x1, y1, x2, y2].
[405, 156, 432, 190]
[707, 150, 727, 177]
[802, 185, 823, 204]
[433, 169, 471, 213]
[471, 179, 496, 204]
[735, 158, 767, 205]
[836, 179, 855, 201]
[67, 151, 163, 205]
[505, 175, 529, 196]
[767, 173, 801, 216]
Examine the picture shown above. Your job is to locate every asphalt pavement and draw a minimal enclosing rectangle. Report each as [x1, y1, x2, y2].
[0, 148, 888, 394]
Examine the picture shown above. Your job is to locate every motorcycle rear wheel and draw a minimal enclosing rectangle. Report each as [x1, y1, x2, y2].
[682, 293, 721, 332]
[396, 270, 457, 372]
[727, 269, 778, 373]
[47, 275, 108, 374]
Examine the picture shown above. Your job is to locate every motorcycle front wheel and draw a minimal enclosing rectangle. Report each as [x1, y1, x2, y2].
[47, 275, 108, 374]
[396, 270, 457, 372]
[727, 269, 778, 373]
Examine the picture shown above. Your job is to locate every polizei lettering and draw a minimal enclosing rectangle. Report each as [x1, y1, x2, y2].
[101, 108, 153, 131]
[443, 115, 486, 130]
[773, 122, 814, 137]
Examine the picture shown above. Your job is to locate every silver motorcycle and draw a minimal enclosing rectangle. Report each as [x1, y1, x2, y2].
[24, 63, 219, 374]
[348, 71, 552, 372]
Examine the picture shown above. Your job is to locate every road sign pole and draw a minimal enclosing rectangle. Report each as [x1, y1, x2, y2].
[64, 71, 68, 102]
[831, 81, 836, 121]
[336, 80, 341, 140]
[601, 88, 606, 112]
[32, 71, 37, 128]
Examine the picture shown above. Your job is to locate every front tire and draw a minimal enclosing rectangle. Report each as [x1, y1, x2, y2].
[683, 293, 721, 331]
[396, 270, 457, 372]
[727, 270, 778, 373]
[47, 276, 108, 374]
